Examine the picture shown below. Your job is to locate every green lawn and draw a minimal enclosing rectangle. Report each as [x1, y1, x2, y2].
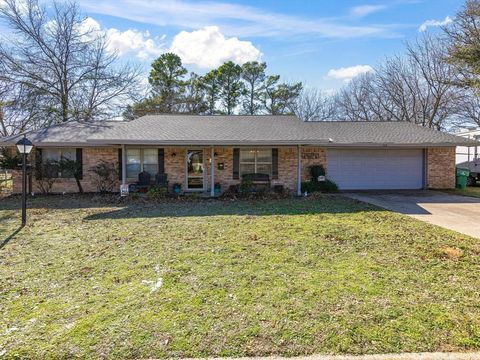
[446, 185, 480, 198]
[1, 195, 479, 359]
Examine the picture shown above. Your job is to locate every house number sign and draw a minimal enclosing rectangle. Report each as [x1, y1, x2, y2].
[301, 153, 320, 159]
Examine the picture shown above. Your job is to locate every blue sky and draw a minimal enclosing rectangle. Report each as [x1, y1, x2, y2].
[75, 0, 464, 91]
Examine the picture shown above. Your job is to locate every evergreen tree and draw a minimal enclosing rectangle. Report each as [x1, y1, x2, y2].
[148, 53, 188, 113]
[200, 69, 220, 115]
[216, 61, 244, 115]
[241, 61, 267, 115]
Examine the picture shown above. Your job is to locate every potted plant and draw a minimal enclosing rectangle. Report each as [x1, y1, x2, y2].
[173, 182, 182, 194]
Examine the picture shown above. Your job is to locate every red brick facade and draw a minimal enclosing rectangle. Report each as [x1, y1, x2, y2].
[11, 145, 457, 194]
[426, 147, 456, 189]
[12, 147, 119, 194]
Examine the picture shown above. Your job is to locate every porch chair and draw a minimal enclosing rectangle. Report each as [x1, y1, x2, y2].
[155, 173, 169, 188]
[128, 171, 152, 193]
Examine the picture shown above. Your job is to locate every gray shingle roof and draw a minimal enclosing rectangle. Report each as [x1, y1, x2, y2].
[0, 121, 118, 146]
[1, 115, 478, 147]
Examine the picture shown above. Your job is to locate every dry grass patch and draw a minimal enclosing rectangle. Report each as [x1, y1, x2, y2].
[438, 246, 464, 261]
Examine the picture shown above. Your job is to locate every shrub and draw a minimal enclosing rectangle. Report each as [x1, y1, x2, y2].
[0, 149, 21, 170]
[301, 179, 338, 194]
[57, 157, 83, 193]
[90, 161, 118, 193]
[309, 165, 325, 181]
[35, 159, 59, 194]
[147, 185, 168, 198]
[239, 178, 253, 197]
[221, 184, 239, 198]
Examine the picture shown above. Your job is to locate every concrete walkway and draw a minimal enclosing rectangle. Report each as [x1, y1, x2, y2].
[204, 352, 480, 360]
[344, 191, 480, 239]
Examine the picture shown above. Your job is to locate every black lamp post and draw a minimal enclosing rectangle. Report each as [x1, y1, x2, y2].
[15, 135, 33, 226]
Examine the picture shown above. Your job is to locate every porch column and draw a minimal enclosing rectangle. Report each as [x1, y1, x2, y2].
[297, 145, 302, 196]
[121, 144, 127, 185]
[210, 146, 215, 197]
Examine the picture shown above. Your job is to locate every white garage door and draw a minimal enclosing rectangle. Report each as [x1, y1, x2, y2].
[327, 149, 424, 190]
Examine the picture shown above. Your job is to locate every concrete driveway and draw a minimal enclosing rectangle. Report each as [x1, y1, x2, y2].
[344, 191, 480, 239]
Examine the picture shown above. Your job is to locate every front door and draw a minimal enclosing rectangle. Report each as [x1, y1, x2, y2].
[186, 149, 204, 190]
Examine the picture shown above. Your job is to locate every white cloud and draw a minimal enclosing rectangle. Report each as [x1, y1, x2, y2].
[326, 65, 374, 82]
[79, 16, 102, 33]
[78, 17, 165, 60]
[106, 28, 165, 60]
[350, 5, 386, 17]
[419, 16, 452, 32]
[169, 26, 262, 68]
[78, 0, 394, 39]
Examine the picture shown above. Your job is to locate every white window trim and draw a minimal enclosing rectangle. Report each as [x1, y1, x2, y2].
[126, 148, 158, 179]
[185, 148, 205, 192]
[239, 148, 273, 177]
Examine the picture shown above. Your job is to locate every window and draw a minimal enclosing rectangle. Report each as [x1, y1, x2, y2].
[239, 149, 272, 177]
[126, 148, 158, 178]
[42, 148, 76, 178]
[43, 148, 75, 162]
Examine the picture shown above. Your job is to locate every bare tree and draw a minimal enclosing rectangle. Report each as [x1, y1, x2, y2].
[0, 0, 140, 131]
[334, 73, 380, 122]
[457, 90, 480, 126]
[291, 88, 336, 121]
[405, 34, 462, 129]
[334, 34, 462, 129]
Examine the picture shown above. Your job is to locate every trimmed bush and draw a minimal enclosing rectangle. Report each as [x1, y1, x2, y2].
[301, 179, 338, 194]
[309, 165, 325, 181]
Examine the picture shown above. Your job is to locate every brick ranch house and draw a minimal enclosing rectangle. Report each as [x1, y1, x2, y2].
[1, 115, 477, 196]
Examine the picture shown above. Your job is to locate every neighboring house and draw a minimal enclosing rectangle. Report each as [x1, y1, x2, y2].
[455, 127, 480, 164]
[0, 115, 477, 195]
[455, 127, 480, 184]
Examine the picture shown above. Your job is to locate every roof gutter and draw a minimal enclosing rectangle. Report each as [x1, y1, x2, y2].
[84, 139, 478, 147]
[1, 139, 477, 148]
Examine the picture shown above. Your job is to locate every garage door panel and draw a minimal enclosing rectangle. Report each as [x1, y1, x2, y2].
[327, 149, 424, 190]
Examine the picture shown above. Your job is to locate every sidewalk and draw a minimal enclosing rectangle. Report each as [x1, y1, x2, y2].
[202, 353, 480, 360]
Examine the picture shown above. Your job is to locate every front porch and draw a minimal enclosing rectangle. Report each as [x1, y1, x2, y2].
[119, 146, 327, 197]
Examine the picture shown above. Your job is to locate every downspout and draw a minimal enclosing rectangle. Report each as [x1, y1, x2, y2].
[423, 148, 428, 190]
[210, 146, 215, 197]
[297, 145, 302, 196]
[122, 144, 127, 186]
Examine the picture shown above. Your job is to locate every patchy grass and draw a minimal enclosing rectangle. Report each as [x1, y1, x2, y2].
[1, 195, 479, 359]
[446, 185, 480, 198]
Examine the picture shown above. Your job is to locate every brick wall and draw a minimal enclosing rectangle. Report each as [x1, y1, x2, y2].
[11, 145, 335, 194]
[12, 147, 119, 194]
[162, 146, 326, 193]
[427, 147, 456, 189]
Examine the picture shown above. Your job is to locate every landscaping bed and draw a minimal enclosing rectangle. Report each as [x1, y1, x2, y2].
[0, 195, 479, 358]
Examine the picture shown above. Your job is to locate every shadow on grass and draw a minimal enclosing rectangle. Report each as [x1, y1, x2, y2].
[0, 193, 384, 220]
[0, 225, 23, 250]
[0, 194, 122, 210]
[82, 196, 383, 220]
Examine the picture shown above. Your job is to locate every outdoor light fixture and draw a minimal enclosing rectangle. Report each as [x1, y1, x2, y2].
[15, 135, 33, 226]
[16, 136, 33, 155]
[171, 152, 176, 158]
